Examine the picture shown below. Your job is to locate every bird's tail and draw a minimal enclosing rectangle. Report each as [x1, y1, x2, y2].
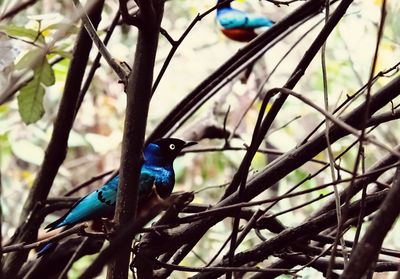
[44, 216, 67, 231]
[36, 224, 72, 257]
[37, 242, 58, 257]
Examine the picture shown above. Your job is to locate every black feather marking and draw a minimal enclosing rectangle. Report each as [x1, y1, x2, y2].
[97, 190, 113, 206]
[97, 190, 105, 203]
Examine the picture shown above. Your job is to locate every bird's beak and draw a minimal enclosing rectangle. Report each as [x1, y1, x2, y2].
[183, 141, 197, 149]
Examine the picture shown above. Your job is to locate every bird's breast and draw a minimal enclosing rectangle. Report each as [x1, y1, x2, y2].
[221, 28, 258, 42]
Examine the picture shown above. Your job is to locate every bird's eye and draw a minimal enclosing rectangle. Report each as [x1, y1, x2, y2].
[169, 144, 176, 150]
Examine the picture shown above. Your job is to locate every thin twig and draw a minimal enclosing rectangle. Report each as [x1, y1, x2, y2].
[152, 1, 231, 94]
[265, 0, 305, 7]
[57, 237, 89, 279]
[353, 147, 367, 247]
[178, 161, 399, 224]
[300, 59, 400, 144]
[0, 0, 37, 21]
[229, 16, 325, 141]
[262, 192, 333, 221]
[234, 210, 264, 249]
[63, 170, 114, 196]
[206, 232, 234, 267]
[73, 0, 129, 87]
[327, 1, 387, 276]
[74, 11, 121, 117]
[151, 257, 295, 274]
[320, 0, 348, 273]
[278, 88, 400, 158]
[1, 224, 87, 253]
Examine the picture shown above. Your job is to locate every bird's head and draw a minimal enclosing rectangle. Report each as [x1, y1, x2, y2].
[144, 138, 197, 165]
[217, 0, 231, 8]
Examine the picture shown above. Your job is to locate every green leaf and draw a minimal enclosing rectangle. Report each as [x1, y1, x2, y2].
[16, 50, 55, 85]
[16, 50, 55, 123]
[15, 49, 43, 70]
[36, 56, 55, 86]
[0, 25, 44, 43]
[17, 77, 45, 124]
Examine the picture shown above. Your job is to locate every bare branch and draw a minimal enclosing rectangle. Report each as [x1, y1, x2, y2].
[341, 166, 400, 279]
[0, 0, 37, 21]
[73, 0, 129, 87]
[264, 0, 305, 7]
[278, 87, 400, 158]
[2, 224, 87, 253]
[106, 1, 165, 278]
[191, 190, 388, 279]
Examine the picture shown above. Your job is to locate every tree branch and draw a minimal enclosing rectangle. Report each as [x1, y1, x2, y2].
[2, 224, 87, 253]
[278, 87, 400, 158]
[135, 74, 400, 269]
[106, 1, 164, 278]
[2, 1, 105, 276]
[73, 0, 129, 87]
[0, 0, 37, 21]
[191, 190, 388, 279]
[340, 166, 400, 279]
[148, 0, 333, 142]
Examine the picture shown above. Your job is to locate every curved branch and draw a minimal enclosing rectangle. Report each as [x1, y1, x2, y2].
[73, 0, 129, 87]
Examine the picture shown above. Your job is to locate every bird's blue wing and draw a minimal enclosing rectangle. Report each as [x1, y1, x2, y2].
[45, 176, 119, 230]
[217, 9, 248, 29]
[217, 8, 273, 29]
[244, 14, 273, 28]
[45, 166, 161, 231]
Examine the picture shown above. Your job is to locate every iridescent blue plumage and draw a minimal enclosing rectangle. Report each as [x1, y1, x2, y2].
[216, 0, 274, 42]
[217, 5, 273, 29]
[38, 138, 195, 256]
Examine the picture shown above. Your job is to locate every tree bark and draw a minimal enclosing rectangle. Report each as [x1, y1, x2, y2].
[340, 166, 400, 279]
[135, 75, 400, 271]
[106, 1, 164, 278]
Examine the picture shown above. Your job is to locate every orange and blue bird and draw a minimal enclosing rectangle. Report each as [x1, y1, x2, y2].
[38, 138, 196, 256]
[216, 0, 274, 42]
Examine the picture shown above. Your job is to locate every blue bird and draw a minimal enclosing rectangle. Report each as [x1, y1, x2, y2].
[38, 138, 196, 256]
[216, 0, 274, 42]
